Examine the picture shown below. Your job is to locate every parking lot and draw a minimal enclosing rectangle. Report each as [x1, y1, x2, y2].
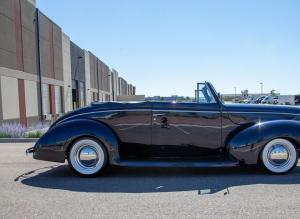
[1, 143, 300, 219]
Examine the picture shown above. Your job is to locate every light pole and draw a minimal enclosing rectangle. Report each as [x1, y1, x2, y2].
[234, 87, 237, 103]
[260, 82, 263, 95]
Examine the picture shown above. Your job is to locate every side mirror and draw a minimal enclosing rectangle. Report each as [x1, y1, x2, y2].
[218, 92, 222, 100]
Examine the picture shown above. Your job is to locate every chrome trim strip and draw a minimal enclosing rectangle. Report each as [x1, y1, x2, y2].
[227, 111, 300, 116]
[58, 109, 221, 124]
[152, 109, 220, 113]
[59, 109, 151, 124]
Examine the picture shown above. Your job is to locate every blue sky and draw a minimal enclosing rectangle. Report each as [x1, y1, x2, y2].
[37, 0, 300, 96]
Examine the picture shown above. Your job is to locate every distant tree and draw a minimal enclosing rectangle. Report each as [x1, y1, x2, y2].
[241, 90, 249, 98]
[270, 90, 276, 96]
[271, 90, 280, 97]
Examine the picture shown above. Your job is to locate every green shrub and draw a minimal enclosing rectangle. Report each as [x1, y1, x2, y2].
[0, 132, 11, 138]
[25, 131, 44, 138]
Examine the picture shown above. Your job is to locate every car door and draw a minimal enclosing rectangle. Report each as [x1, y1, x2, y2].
[151, 102, 222, 159]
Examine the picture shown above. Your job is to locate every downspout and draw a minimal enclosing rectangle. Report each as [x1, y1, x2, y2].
[34, 8, 44, 122]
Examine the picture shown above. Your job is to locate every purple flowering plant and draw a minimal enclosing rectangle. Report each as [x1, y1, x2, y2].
[0, 122, 48, 138]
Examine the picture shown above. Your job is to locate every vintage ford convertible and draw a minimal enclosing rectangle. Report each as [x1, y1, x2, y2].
[27, 83, 300, 176]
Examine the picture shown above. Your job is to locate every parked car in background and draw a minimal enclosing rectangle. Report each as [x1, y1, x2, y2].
[242, 97, 255, 104]
[295, 95, 300, 106]
[277, 96, 293, 105]
[261, 96, 279, 104]
[254, 96, 267, 104]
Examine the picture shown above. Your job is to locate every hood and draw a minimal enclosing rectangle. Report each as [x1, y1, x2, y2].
[224, 103, 300, 125]
[224, 103, 300, 114]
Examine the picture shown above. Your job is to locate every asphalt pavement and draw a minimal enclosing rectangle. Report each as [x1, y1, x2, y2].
[1, 143, 300, 219]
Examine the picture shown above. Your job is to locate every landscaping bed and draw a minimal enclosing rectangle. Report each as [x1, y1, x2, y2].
[0, 123, 49, 139]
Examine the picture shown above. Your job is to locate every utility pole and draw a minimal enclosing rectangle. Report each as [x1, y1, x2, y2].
[260, 82, 263, 95]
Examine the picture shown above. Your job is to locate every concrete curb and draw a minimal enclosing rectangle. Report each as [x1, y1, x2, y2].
[0, 138, 38, 143]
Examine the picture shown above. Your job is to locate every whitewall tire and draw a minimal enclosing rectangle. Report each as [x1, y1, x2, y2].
[261, 138, 298, 174]
[68, 138, 107, 176]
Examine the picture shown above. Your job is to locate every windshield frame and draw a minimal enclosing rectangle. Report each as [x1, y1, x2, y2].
[195, 82, 221, 105]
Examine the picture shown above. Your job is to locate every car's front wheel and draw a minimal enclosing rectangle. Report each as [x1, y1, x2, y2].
[261, 138, 298, 174]
[68, 138, 107, 177]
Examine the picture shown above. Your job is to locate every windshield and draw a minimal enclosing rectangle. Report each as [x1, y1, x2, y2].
[195, 83, 217, 103]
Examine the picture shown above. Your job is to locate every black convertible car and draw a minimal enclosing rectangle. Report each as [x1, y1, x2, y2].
[27, 82, 300, 176]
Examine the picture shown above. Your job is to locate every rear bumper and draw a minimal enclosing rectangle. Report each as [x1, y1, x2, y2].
[25, 147, 35, 155]
[26, 144, 66, 163]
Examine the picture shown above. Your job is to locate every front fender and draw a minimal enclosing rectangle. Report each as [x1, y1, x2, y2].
[228, 120, 300, 164]
[33, 119, 119, 164]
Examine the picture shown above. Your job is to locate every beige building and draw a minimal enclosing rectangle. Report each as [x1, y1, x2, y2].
[0, 0, 136, 125]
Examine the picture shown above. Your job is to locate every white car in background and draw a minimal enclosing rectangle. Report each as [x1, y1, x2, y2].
[261, 96, 279, 104]
[261, 95, 297, 105]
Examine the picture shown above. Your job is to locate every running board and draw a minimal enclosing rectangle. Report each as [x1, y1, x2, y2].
[117, 160, 240, 168]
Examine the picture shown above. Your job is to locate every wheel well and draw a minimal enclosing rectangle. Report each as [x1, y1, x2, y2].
[282, 137, 300, 157]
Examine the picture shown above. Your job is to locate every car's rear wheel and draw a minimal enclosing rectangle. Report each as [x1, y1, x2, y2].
[261, 138, 298, 174]
[68, 138, 107, 177]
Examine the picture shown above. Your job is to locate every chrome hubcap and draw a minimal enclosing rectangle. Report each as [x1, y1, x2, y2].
[267, 144, 290, 166]
[76, 146, 99, 168]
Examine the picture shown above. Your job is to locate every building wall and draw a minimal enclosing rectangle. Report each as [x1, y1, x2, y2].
[117, 95, 145, 101]
[97, 59, 103, 100]
[99, 60, 110, 93]
[20, 0, 37, 75]
[0, 0, 17, 70]
[87, 52, 112, 102]
[62, 32, 72, 112]
[98, 59, 111, 101]
[39, 12, 63, 81]
[0, 0, 38, 125]
[110, 69, 119, 101]
[0, 76, 20, 120]
[38, 12, 51, 79]
[88, 52, 97, 90]
[70, 41, 85, 108]
[128, 84, 134, 95]
[0, 0, 38, 74]
[53, 24, 63, 81]
[26, 0, 36, 6]
[38, 11, 64, 121]
[118, 77, 128, 96]
[24, 80, 38, 117]
[70, 41, 85, 82]
[84, 50, 92, 105]
[0, 1, 136, 125]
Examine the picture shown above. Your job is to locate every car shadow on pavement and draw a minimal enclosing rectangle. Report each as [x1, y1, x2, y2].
[18, 164, 300, 194]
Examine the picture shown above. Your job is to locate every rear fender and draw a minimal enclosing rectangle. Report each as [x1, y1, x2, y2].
[34, 119, 120, 164]
[227, 120, 300, 164]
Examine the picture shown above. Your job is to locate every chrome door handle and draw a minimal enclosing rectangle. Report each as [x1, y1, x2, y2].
[153, 113, 166, 117]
